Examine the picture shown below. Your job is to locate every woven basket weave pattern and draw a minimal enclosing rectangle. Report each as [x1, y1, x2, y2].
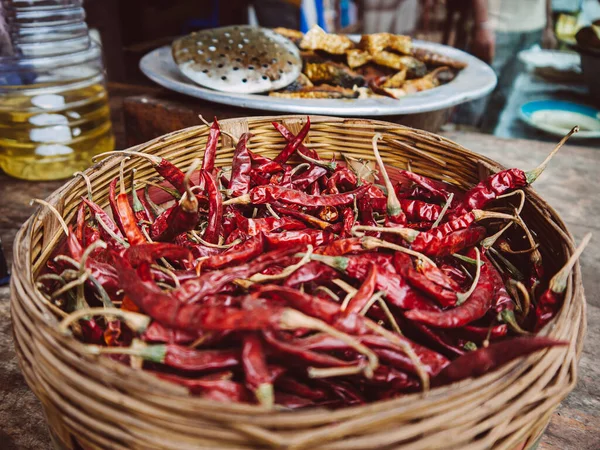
[11, 116, 585, 450]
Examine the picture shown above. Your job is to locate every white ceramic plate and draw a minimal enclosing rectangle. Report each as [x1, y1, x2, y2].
[518, 47, 581, 81]
[520, 100, 600, 139]
[139, 40, 497, 116]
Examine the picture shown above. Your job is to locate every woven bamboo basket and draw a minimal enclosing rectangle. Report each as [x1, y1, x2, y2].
[11, 115, 585, 450]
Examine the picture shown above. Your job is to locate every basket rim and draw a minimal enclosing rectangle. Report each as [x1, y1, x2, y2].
[11, 114, 585, 419]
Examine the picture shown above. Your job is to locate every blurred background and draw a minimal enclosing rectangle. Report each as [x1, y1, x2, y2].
[83, 0, 600, 136]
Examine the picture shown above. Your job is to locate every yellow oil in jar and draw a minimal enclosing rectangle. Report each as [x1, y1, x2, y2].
[0, 82, 114, 180]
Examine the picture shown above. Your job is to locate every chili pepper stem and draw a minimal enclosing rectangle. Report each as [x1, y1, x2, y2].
[305, 253, 349, 271]
[279, 308, 379, 378]
[73, 172, 94, 201]
[360, 236, 437, 267]
[181, 158, 201, 213]
[199, 114, 237, 144]
[130, 169, 146, 217]
[59, 308, 151, 335]
[223, 194, 251, 206]
[95, 214, 130, 247]
[526, 126, 578, 184]
[359, 291, 403, 334]
[314, 286, 340, 301]
[452, 253, 484, 267]
[364, 320, 429, 391]
[500, 310, 530, 335]
[255, 383, 275, 409]
[352, 224, 418, 242]
[30, 199, 70, 236]
[308, 365, 365, 378]
[482, 222, 513, 249]
[250, 246, 313, 283]
[512, 280, 531, 317]
[549, 233, 591, 293]
[456, 248, 481, 305]
[431, 193, 454, 228]
[51, 271, 90, 299]
[145, 181, 182, 200]
[497, 190, 526, 214]
[472, 210, 516, 222]
[359, 291, 386, 315]
[86, 342, 168, 363]
[371, 134, 402, 217]
[333, 279, 358, 311]
[463, 342, 477, 351]
[499, 241, 539, 254]
[488, 248, 525, 281]
[87, 275, 115, 308]
[265, 204, 280, 219]
[297, 151, 337, 171]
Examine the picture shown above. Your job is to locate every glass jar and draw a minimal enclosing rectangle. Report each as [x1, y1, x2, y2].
[0, 0, 114, 180]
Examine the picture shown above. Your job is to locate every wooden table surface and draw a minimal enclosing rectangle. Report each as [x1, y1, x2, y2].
[0, 87, 598, 449]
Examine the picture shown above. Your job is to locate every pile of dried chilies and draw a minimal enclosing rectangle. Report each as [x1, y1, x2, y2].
[35, 119, 589, 410]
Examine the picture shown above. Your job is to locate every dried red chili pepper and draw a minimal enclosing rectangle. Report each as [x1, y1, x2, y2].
[407, 226, 487, 257]
[272, 119, 318, 160]
[137, 185, 157, 222]
[125, 242, 192, 267]
[275, 377, 329, 401]
[433, 336, 567, 385]
[307, 253, 438, 311]
[271, 203, 331, 230]
[65, 232, 120, 295]
[178, 246, 304, 303]
[393, 253, 457, 307]
[340, 207, 355, 238]
[249, 150, 284, 174]
[75, 202, 86, 245]
[100, 151, 188, 194]
[228, 133, 253, 197]
[130, 169, 151, 224]
[452, 128, 577, 217]
[155, 372, 249, 402]
[298, 333, 449, 378]
[292, 165, 328, 190]
[104, 342, 240, 372]
[143, 321, 198, 344]
[242, 333, 273, 408]
[201, 118, 221, 173]
[274, 392, 315, 409]
[396, 170, 462, 206]
[414, 258, 461, 292]
[263, 330, 355, 368]
[150, 177, 199, 243]
[344, 264, 377, 315]
[535, 233, 590, 331]
[274, 118, 311, 164]
[316, 237, 364, 256]
[112, 167, 147, 247]
[201, 234, 265, 270]
[108, 178, 125, 235]
[264, 229, 333, 250]
[405, 249, 493, 328]
[235, 211, 306, 235]
[226, 184, 370, 208]
[372, 135, 405, 223]
[81, 197, 126, 248]
[283, 261, 338, 287]
[400, 199, 442, 223]
[202, 170, 223, 244]
[461, 324, 508, 341]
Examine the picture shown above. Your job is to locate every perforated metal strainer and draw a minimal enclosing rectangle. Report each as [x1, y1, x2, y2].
[172, 26, 302, 94]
